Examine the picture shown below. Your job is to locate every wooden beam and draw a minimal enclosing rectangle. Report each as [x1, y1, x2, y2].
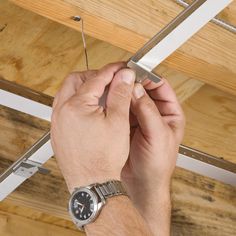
[0, 200, 77, 231]
[183, 0, 236, 25]
[156, 65, 204, 103]
[0, 0, 204, 101]
[1, 2, 235, 235]
[0, 0, 132, 95]
[182, 84, 236, 164]
[0, 97, 236, 234]
[1, 156, 235, 235]
[171, 168, 236, 235]
[0, 209, 84, 236]
[9, 0, 236, 95]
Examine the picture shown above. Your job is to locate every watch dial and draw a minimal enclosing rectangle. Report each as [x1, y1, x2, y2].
[71, 191, 95, 221]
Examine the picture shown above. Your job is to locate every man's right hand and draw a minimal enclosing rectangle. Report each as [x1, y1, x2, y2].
[121, 79, 185, 236]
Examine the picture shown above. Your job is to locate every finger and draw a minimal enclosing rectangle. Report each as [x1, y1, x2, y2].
[130, 110, 138, 128]
[131, 83, 164, 138]
[77, 62, 126, 105]
[130, 111, 138, 140]
[148, 79, 178, 103]
[148, 79, 184, 117]
[106, 68, 135, 118]
[148, 79, 185, 141]
[141, 77, 164, 90]
[53, 70, 97, 109]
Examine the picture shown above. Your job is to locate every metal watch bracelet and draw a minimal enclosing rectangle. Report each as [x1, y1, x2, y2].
[94, 180, 128, 199]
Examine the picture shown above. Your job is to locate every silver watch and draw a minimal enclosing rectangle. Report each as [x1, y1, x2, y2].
[68, 180, 128, 230]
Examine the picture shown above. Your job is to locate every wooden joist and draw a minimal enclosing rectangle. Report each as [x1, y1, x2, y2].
[1, 104, 236, 235]
[0, 200, 77, 231]
[0, 0, 204, 101]
[9, 0, 236, 95]
[0, 104, 235, 234]
[0, 1, 236, 235]
[182, 85, 236, 164]
[184, 0, 236, 25]
[0, 205, 83, 236]
[0, 134, 235, 235]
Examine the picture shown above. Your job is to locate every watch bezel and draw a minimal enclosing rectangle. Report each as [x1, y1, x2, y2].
[68, 186, 102, 229]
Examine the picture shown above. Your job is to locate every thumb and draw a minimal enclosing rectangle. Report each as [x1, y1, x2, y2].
[131, 83, 164, 137]
[106, 68, 135, 118]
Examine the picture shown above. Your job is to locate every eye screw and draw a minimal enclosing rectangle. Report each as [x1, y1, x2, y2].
[70, 15, 89, 70]
[71, 16, 81, 22]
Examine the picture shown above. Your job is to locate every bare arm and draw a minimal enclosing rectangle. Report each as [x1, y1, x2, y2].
[86, 197, 152, 236]
[122, 79, 185, 235]
[51, 62, 152, 236]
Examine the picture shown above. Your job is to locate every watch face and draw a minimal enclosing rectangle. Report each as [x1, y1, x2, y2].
[71, 190, 96, 221]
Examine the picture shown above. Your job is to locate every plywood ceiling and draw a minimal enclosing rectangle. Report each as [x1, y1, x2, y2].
[0, 0, 235, 235]
[9, 0, 236, 95]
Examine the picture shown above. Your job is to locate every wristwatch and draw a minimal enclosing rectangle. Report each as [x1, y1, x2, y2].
[68, 180, 128, 230]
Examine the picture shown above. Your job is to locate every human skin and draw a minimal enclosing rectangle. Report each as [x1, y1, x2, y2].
[122, 78, 185, 235]
[51, 62, 152, 235]
[51, 62, 185, 236]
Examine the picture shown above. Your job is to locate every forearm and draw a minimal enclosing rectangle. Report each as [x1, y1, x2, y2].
[142, 187, 171, 236]
[148, 193, 171, 236]
[86, 196, 152, 236]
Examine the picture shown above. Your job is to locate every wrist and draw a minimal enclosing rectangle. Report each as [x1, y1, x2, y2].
[145, 185, 171, 211]
[139, 187, 171, 236]
[148, 193, 171, 235]
[129, 179, 171, 216]
[85, 195, 152, 236]
[151, 181, 171, 208]
[66, 172, 121, 194]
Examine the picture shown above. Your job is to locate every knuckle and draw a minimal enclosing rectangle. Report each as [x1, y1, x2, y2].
[62, 96, 89, 113]
[111, 109, 129, 122]
[176, 113, 186, 131]
[75, 94, 91, 106]
[103, 62, 122, 71]
[51, 110, 58, 124]
[64, 72, 81, 84]
[61, 100, 77, 115]
[112, 85, 131, 99]
[64, 73, 75, 83]
[139, 98, 156, 111]
[66, 72, 79, 80]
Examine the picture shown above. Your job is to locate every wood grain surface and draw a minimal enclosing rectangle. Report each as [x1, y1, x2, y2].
[183, 85, 236, 164]
[0, 1, 236, 235]
[0, 209, 83, 236]
[0, 0, 203, 101]
[183, 0, 236, 25]
[9, 0, 236, 95]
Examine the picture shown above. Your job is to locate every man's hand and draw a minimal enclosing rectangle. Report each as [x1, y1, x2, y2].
[51, 63, 153, 236]
[121, 79, 185, 235]
[51, 62, 135, 192]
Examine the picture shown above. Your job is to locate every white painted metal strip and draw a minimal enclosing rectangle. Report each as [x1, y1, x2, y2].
[0, 147, 235, 202]
[0, 173, 26, 201]
[137, 0, 233, 71]
[177, 154, 236, 187]
[0, 89, 52, 121]
[28, 139, 53, 164]
[0, 138, 53, 201]
[0, 0, 235, 201]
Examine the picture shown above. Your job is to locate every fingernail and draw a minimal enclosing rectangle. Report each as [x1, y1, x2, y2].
[121, 69, 135, 85]
[133, 84, 145, 99]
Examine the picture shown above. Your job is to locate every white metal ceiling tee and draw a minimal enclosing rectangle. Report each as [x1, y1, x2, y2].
[0, 0, 235, 201]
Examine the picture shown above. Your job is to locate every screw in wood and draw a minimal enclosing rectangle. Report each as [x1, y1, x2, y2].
[71, 15, 89, 70]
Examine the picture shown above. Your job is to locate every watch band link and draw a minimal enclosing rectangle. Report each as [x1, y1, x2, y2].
[95, 180, 127, 199]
